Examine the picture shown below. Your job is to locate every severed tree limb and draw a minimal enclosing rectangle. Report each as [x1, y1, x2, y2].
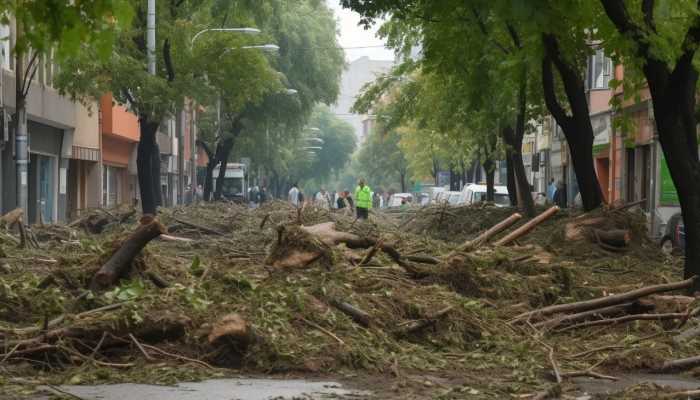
[559, 370, 619, 381]
[513, 277, 697, 323]
[494, 206, 559, 246]
[557, 308, 700, 333]
[592, 229, 631, 248]
[657, 354, 700, 372]
[330, 299, 371, 327]
[447, 213, 522, 258]
[359, 240, 383, 266]
[90, 216, 166, 290]
[534, 302, 644, 330]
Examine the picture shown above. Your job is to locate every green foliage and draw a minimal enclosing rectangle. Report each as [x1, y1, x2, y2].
[2, 0, 133, 59]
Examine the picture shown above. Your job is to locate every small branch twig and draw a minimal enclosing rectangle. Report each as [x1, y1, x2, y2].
[298, 316, 345, 346]
[129, 333, 154, 361]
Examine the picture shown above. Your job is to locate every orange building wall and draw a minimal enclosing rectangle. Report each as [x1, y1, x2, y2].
[589, 90, 613, 114]
[102, 135, 134, 167]
[100, 94, 140, 142]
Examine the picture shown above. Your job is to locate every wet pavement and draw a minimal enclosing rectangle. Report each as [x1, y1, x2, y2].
[39, 378, 372, 400]
[572, 373, 700, 398]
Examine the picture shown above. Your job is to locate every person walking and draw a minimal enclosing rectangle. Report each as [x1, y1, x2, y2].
[354, 179, 372, 220]
[547, 178, 557, 203]
[372, 191, 381, 209]
[288, 183, 300, 207]
[315, 187, 332, 209]
[257, 186, 268, 204]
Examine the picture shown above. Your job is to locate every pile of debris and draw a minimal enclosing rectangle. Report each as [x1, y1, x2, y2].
[0, 202, 697, 399]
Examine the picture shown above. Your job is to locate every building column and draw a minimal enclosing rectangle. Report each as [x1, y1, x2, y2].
[58, 129, 73, 222]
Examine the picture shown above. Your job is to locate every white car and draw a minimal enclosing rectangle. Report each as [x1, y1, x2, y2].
[461, 184, 510, 207]
[387, 193, 413, 208]
[436, 191, 464, 205]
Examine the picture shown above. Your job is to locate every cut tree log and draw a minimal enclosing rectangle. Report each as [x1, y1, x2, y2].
[447, 213, 522, 257]
[513, 277, 697, 323]
[330, 299, 372, 327]
[593, 229, 631, 248]
[91, 216, 166, 289]
[494, 206, 559, 246]
[208, 313, 253, 347]
[565, 217, 607, 241]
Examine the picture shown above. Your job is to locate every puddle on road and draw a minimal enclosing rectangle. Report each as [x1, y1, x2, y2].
[40, 378, 372, 400]
[572, 373, 700, 397]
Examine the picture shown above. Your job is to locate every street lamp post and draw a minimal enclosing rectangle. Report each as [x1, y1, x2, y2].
[186, 27, 262, 204]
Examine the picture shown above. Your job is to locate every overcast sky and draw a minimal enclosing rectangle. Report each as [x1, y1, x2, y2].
[325, 0, 395, 62]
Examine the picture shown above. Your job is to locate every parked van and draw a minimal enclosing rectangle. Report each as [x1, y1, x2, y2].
[461, 184, 510, 206]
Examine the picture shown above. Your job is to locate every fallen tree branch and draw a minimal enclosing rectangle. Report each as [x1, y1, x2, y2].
[513, 277, 697, 323]
[91, 216, 166, 290]
[447, 213, 522, 257]
[395, 306, 454, 337]
[129, 333, 154, 361]
[559, 370, 619, 381]
[557, 308, 700, 333]
[657, 354, 700, 372]
[298, 316, 345, 346]
[534, 302, 643, 330]
[359, 240, 383, 266]
[494, 206, 559, 246]
[173, 217, 225, 236]
[329, 299, 371, 327]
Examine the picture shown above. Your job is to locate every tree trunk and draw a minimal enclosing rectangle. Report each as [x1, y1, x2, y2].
[137, 119, 161, 215]
[598, 0, 700, 288]
[203, 160, 216, 201]
[502, 126, 535, 217]
[214, 138, 234, 201]
[514, 71, 537, 217]
[542, 35, 603, 211]
[505, 150, 518, 206]
[483, 158, 495, 202]
[151, 141, 162, 207]
[400, 172, 406, 193]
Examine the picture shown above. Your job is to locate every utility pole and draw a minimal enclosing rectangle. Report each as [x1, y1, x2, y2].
[15, 16, 28, 215]
[147, 0, 156, 75]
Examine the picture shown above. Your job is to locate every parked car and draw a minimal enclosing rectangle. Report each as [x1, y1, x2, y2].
[387, 193, 414, 208]
[461, 184, 510, 207]
[430, 187, 447, 203]
[660, 213, 685, 254]
[435, 191, 464, 205]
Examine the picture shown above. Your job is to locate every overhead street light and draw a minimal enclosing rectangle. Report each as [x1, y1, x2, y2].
[220, 44, 279, 58]
[303, 146, 322, 150]
[191, 27, 261, 45]
[241, 44, 280, 52]
[303, 137, 324, 144]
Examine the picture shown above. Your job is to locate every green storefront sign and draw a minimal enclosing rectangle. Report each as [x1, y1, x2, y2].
[660, 155, 679, 205]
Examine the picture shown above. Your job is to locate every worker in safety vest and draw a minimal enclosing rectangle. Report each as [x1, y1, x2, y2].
[354, 178, 372, 220]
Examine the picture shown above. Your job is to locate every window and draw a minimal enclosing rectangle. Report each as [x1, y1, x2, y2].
[589, 49, 612, 89]
[103, 166, 121, 207]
